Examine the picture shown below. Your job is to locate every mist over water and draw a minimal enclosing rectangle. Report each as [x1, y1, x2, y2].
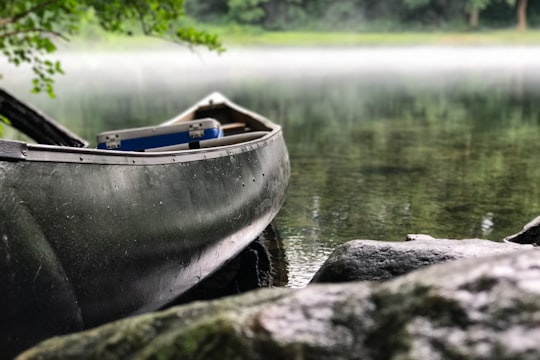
[6, 46, 540, 93]
[3, 46, 540, 287]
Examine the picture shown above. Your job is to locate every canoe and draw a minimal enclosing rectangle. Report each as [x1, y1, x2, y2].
[0, 91, 290, 357]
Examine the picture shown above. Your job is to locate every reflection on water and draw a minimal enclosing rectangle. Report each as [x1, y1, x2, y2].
[3, 47, 540, 287]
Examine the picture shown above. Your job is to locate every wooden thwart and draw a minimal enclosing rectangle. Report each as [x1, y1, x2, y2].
[221, 122, 246, 134]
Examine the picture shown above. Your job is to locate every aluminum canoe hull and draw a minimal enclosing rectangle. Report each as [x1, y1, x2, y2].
[0, 103, 289, 357]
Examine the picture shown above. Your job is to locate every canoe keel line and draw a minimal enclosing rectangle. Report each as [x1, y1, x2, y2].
[0, 92, 290, 357]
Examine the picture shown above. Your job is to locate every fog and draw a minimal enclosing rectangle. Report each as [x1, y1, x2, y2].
[3, 46, 540, 92]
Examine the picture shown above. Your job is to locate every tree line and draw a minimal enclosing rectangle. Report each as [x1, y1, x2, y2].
[186, 0, 535, 31]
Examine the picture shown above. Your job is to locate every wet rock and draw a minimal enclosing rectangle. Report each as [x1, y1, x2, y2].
[311, 237, 530, 283]
[504, 215, 540, 245]
[17, 250, 540, 360]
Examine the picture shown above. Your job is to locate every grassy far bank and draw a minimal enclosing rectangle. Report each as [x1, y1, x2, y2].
[217, 28, 540, 46]
[67, 26, 540, 50]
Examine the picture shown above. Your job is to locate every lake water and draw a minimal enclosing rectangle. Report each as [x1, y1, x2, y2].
[3, 46, 540, 287]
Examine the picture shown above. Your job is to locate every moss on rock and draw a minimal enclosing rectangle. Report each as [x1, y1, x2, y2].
[17, 250, 540, 360]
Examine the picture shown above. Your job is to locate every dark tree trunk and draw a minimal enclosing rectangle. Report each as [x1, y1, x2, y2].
[469, 7, 479, 29]
[517, 0, 528, 31]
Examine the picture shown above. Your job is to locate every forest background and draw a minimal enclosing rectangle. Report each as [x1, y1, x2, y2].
[186, 0, 534, 34]
[65, 0, 540, 49]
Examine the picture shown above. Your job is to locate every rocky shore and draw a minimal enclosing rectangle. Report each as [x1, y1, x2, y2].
[15, 216, 540, 359]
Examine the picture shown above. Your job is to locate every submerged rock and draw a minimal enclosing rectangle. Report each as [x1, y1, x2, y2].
[504, 215, 540, 245]
[17, 250, 540, 360]
[310, 237, 529, 283]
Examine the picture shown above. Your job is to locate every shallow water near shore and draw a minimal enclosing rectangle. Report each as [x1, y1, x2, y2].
[3, 46, 540, 287]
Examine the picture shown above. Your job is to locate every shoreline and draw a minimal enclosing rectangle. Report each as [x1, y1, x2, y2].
[59, 29, 540, 51]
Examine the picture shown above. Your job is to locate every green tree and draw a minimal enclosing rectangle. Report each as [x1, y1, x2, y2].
[468, 0, 491, 28]
[185, 0, 229, 22]
[263, 0, 306, 30]
[404, 0, 530, 30]
[404, 0, 486, 29]
[0, 0, 223, 97]
[228, 0, 268, 25]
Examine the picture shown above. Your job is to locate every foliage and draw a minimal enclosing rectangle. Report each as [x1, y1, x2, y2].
[228, 0, 268, 25]
[0, 0, 224, 97]
[0, 115, 10, 137]
[404, 0, 491, 12]
[185, 0, 229, 23]
[264, 0, 302, 30]
[185, 0, 538, 32]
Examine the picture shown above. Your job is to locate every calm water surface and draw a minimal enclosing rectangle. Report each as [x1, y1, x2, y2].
[3, 47, 540, 287]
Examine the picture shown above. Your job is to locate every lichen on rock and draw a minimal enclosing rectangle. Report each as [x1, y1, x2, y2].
[17, 249, 540, 360]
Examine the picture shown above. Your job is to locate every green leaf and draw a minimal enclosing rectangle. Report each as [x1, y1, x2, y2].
[0, 115, 12, 126]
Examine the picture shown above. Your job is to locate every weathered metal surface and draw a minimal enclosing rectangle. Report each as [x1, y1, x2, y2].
[0, 96, 290, 357]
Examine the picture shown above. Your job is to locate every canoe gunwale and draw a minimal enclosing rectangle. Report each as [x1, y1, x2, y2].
[0, 127, 282, 166]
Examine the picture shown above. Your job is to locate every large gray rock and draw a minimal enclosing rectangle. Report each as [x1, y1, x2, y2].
[504, 215, 540, 245]
[311, 237, 530, 283]
[16, 250, 540, 360]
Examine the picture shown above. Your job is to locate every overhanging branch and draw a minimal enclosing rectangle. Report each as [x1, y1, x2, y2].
[0, 27, 69, 41]
[0, 0, 60, 27]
